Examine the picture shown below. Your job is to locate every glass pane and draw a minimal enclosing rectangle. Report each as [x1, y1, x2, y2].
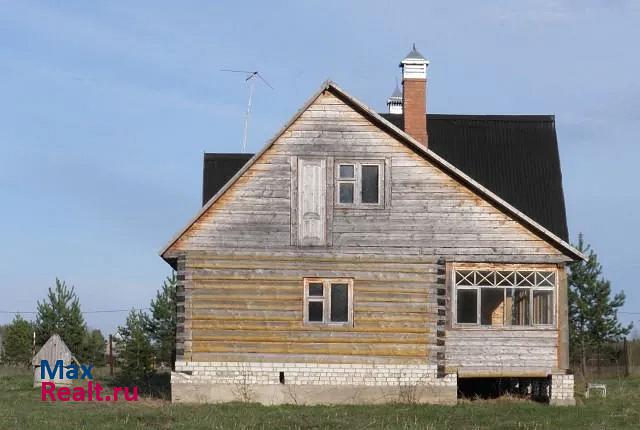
[456, 270, 474, 286]
[477, 270, 495, 286]
[308, 301, 323, 322]
[456, 289, 477, 324]
[507, 288, 530, 325]
[339, 165, 354, 179]
[339, 183, 354, 203]
[496, 271, 516, 286]
[481, 288, 505, 326]
[308, 283, 323, 296]
[361, 165, 379, 203]
[516, 271, 535, 286]
[536, 271, 555, 287]
[533, 290, 553, 324]
[330, 284, 348, 322]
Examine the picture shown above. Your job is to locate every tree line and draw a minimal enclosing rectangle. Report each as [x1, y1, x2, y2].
[1, 274, 176, 387]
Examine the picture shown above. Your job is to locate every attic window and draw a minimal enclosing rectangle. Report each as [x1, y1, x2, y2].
[336, 161, 384, 208]
[303, 278, 353, 326]
[453, 267, 556, 327]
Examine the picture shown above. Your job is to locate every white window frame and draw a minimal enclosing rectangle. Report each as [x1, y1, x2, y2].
[451, 264, 557, 329]
[303, 278, 354, 326]
[335, 160, 384, 208]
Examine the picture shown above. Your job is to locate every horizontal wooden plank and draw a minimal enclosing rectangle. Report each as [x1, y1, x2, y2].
[190, 352, 430, 365]
[354, 302, 431, 313]
[190, 319, 430, 334]
[191, 330, 427, 345]
[191, 300, 301, 311]
[189, 259, 438, 275]
[191, 341, 428, 357]
[191, 269, 431, 282]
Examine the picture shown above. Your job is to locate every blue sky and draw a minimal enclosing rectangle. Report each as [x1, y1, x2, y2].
[1, 1, 638, 335]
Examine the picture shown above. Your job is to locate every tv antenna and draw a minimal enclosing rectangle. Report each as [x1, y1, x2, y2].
[221, 69, 274, 153]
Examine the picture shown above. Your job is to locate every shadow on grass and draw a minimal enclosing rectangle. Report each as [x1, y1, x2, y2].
[111, 372, 171, 400]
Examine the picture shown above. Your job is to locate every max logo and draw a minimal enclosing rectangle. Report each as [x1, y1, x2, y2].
[40, 360, 94, 380]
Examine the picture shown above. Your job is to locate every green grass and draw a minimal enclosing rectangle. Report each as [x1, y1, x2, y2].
[1, 368, 639, 429]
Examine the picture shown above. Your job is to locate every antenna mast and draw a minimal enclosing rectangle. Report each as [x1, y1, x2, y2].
[221, 69, 274, 153]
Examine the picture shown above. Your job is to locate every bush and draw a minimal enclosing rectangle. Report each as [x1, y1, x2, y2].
[1, 315, 34, 366]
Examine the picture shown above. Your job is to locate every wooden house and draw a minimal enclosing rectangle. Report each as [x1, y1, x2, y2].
[32, 334, 75, 388]
[161, 46, 583, 405]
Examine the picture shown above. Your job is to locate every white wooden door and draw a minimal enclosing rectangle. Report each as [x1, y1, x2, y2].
[298, 158, 326, 246]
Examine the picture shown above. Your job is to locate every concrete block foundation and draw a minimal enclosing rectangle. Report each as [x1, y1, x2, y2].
[172, 361, 457, 405]
[549, 373, 576, 406]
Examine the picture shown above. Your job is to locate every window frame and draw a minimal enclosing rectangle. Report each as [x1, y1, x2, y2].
[335, 160, 385, 209]
[451, 264, 557, 330]
[303, 278, 354, 327]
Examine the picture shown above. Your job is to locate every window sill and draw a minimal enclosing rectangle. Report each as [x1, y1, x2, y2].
[303, 321, 353, 328]
[334, 204, 386, 210]
[449, 325, 556, 331]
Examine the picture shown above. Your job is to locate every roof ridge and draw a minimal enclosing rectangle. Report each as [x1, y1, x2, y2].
[382, 113, 555, 121]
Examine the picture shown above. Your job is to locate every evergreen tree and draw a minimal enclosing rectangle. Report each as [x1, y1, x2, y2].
[568, 233, 632, 375]
[117, 310, 155, 386]
[146, 273, 177, 369]
[81, 329, 106, 366]
[35, 279, 87, 357]
[1, 315, 34, 366]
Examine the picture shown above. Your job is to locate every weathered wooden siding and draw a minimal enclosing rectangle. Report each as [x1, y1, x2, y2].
[170, 154, 292, 251]
[446, 330, 558, 376]
[177, 250, 439, 364]
[170, 90, 566, 262]
[32, 334, 74, 365]
[167, 88, 567, 375]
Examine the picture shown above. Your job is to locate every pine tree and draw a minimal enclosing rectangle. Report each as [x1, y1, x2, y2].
[568, 233, 632, 375]
[146, 273, 177, 369]
[35, 279, 87, 357]
[1, 315, 34, 366]
[117, 310, 155, 387]
[81, 329, 106, 366]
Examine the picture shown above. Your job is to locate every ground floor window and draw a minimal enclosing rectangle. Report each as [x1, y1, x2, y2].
[303, 278, 353, 326]
[453, 267, 555, 327]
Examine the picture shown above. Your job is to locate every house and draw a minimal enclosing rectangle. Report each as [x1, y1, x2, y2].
[160, 46, 583, 406]
[32, 334, 76, 388]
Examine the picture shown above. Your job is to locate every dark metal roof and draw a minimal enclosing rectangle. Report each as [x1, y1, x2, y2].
[381, 113, 569, 241]
[202, 114, 569, 242]
[202, 153, 253, 206]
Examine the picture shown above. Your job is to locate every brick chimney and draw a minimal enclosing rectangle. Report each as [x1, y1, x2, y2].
[400, 44, 429, 146]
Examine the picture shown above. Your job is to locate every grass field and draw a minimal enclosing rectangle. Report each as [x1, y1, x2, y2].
[1, 368, 639, 429]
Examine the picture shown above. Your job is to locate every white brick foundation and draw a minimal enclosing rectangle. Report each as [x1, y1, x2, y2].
[172, 361, 458, 404]
[550, 374, 575, 406]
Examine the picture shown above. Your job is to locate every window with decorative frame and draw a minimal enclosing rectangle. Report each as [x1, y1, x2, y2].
[335, 160, 384, 208]
[303, 278, 353, 326]
[452, 266, 556, 327]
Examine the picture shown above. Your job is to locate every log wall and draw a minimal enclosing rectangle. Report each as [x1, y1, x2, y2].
[176, 250, 440, 364]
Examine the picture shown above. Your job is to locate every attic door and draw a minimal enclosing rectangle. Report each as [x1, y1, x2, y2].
[298, 158, 326, 246]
